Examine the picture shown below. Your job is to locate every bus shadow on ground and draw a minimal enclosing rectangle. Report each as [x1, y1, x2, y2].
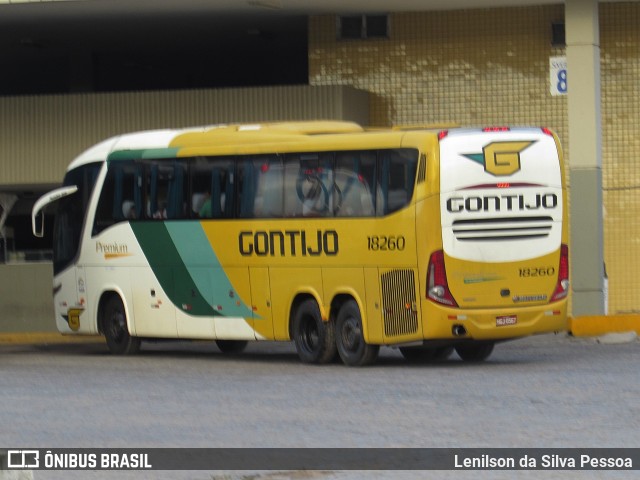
[1, 334, 580, 368]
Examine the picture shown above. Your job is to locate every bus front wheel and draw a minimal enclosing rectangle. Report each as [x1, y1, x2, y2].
[336, 300, 379, 367]
[103, 295, 141, 355]
[455, 342, 494, 362]
[292, 299, 337, 364]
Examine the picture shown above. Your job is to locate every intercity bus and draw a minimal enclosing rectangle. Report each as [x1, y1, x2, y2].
[32, 121, 568, 365]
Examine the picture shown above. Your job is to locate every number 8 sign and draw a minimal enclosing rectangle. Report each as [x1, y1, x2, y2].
[550, 56, 568, 96]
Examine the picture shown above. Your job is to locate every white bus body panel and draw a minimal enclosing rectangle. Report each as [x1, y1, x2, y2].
[439, 129, 563, 262]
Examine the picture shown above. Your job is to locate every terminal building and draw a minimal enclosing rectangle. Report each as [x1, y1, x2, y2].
[0, 0, 635, 331]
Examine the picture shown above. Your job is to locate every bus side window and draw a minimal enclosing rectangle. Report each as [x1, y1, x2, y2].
[252, 156, 283, 218]
[93, 161, 140, 234]
[166, 162, 187, 219]
[378, 149, 418, 215]
[335, 151, 376, 217]
[283, 158, 301, 216]
[144, 161, 187, 220]
[238, 159, 259, 218]
[191, 158, 234, 219]
[289, 152, 334, 217]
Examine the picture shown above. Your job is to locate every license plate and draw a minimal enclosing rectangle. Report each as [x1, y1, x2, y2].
[496, 315, 517, 326]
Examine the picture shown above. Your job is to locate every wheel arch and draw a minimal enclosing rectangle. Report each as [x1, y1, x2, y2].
[96, 288, 132, 336]
[330, 291, 370, 343]
[287, 290, 324, 340]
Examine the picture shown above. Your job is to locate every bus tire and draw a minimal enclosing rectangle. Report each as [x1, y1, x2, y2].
[292, 299, 337, 364]
[215, 340, 248, 354]
[336, 300, 379, 367]
[400, 346, 454, 363]
[103, 295, 141, 355]
[455, 342, 494, 362]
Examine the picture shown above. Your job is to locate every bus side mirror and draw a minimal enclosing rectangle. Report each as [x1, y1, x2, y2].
[31, 185, 79, 238]
[32, 209, 45, 238]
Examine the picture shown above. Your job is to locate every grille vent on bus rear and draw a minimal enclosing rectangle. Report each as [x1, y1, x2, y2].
[452, 216, 553, 242]
[417, 154, 427, 183]
[381, 269, 418, 337]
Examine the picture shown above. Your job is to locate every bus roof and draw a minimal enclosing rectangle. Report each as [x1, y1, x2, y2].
[67, 121, 365, 170]
[66, 121, 552, 171]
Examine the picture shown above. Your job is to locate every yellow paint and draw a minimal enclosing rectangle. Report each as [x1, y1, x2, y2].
[0, 333, 102, 345]
[67, 308, 84, 331]
[569, 315, 640, 337]
[104, 253, 133, 260]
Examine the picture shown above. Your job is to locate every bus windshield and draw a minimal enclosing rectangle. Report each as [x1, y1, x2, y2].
[53, 162, 101, 274]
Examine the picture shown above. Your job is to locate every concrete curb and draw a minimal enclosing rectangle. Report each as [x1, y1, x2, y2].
[569, 314, 640, 337]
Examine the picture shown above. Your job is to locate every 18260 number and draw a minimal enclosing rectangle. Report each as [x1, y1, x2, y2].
[367, 235, 406, 251]
[519, 267, 555, 277]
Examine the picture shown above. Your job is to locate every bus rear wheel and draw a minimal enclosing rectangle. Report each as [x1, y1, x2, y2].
[335, 300, 379, 367]
[455, 342, 494, 362]
[215, 340, 248, 354]
[103, 295, 140, 355]
[292, 299, 337, 364]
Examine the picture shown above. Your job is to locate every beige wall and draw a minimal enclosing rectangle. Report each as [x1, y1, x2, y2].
[309, 3, 640, 315]
[0, 263, 55, 332]
[0, 85, 369, 186]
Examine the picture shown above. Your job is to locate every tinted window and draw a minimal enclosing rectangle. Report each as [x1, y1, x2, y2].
[91, 148, 418, 232]
[53, 162, 101, 274]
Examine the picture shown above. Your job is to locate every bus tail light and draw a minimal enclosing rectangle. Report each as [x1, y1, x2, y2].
[550, 244, 569, 302]
[426, 250, 458, 307]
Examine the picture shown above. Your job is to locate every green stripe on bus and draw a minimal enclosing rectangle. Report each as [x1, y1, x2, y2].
[130, 222, 221, 317]
[164, 222, 255, 318]
[107, 148, 181, 163]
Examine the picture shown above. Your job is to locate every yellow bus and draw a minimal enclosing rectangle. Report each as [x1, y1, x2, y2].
[32, 121, 568, 365]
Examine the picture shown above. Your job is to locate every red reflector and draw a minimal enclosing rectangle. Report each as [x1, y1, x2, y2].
[426, 250, 458, 307]
[550, 244, 569, 302]
[541, 127, 554, 136]
[496, 183, 510, 188]
[438, 130, 449, 140]
[483, 126, 510, 132]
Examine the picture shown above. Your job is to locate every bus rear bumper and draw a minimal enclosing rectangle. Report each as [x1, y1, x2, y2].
[421, 301, 568, 342]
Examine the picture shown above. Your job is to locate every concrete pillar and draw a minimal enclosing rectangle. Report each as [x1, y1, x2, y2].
[565, 0, 605, 315]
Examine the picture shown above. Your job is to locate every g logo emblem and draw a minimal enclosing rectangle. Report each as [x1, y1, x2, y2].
[464, 141, 535, 177]
[66, 308, 84, 331]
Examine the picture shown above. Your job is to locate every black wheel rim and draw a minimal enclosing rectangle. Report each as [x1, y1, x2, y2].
[299, 315, 319, 354]
[341, 316, 362, 354]
[108, 310, 126, 345]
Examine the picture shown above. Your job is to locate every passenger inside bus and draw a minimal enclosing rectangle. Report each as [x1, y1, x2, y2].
[122, 200, 136, 219]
